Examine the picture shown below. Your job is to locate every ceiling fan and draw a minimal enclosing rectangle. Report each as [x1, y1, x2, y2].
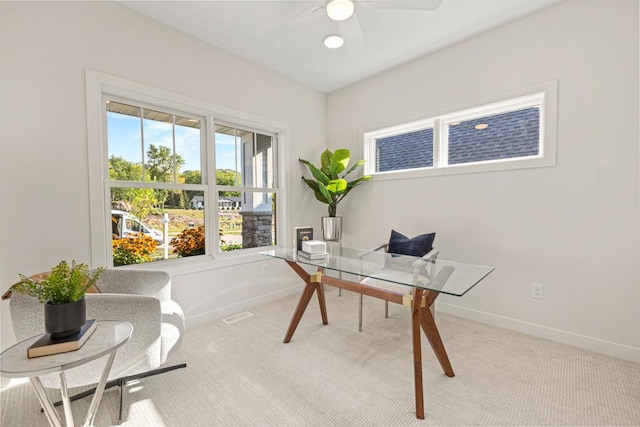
[271, 0, 443, 54]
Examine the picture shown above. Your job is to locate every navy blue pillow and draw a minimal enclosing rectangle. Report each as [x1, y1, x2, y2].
[388, 230, 435, 257]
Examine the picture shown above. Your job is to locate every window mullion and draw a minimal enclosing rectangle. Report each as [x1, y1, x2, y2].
[218, 185, 275, 193]
[438, 120, 449, 167]
[172, 115, 177, 184]
[206, 115, 217, 256]
[108, 180, 204, 191]
[140, 107, 146, 181]
[437, 118, 448, 167]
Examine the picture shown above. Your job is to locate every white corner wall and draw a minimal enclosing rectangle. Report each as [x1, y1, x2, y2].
[328, 0, 640, 361]
[0, 2, 326, 351]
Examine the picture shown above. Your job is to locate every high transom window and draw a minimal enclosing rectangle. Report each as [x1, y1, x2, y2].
[363, 81, 557, 178]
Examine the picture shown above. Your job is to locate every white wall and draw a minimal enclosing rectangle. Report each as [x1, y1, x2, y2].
[1, 0, 638, 363]
[328, 0, 640, 361]
[0, 2, 326, 350]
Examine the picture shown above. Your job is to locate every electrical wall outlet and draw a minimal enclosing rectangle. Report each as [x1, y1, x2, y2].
[531, 283, 544, 299]
[261, 264, 268, 276]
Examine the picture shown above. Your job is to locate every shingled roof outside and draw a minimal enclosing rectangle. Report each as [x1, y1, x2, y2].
[376, 128, 434, 172]
[375, 107, 539, 172]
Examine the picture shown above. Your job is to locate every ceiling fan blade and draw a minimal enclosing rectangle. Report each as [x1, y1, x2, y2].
[267, 3, 325, 35]
[338, 12, 365, 55]
[360, 0, 443, 11]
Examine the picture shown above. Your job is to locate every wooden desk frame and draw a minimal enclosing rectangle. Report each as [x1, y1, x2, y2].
[282, 260, 454, 420]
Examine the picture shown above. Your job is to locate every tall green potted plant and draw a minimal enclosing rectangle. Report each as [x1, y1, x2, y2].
[299, 148, 371, 241]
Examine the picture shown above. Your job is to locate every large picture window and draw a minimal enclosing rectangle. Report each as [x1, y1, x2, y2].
[104, 100, 280, 267]
[363, 81, 557, 178]
[87, 71, 284, 268]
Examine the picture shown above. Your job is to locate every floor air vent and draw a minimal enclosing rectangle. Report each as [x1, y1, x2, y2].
[222, 312, 254, 324]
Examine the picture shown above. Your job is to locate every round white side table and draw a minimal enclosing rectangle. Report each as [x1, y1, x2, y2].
[0, 320, 132, 427]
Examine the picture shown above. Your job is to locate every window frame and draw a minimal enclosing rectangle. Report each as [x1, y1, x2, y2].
[213, 120, 280, 253]
[86, 70, 289, 270]
[362, 80, 558, 180]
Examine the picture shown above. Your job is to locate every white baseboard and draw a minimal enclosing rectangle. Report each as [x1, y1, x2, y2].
[436, 302, 640, 363]
[182, 286, 640, 363]
[184, 282, 302, 328]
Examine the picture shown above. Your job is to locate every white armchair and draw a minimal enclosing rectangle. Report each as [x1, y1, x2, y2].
[7, 268, 185, 423]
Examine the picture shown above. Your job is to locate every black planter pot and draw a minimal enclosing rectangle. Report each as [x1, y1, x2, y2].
[44, 298, 86, 339]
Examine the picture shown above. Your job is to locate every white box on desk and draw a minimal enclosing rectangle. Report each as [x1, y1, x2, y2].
[302, 240, 326, 254]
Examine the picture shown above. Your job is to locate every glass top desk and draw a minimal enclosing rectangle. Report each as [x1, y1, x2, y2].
[261, 247, 494, 420]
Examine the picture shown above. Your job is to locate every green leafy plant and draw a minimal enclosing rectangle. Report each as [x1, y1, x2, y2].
[299, 148, 371, 217]
[221, 243, 243, 252]
[12, 261, 104, 304]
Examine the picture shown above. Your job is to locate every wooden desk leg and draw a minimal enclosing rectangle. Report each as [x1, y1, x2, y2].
[411, 288, 425, 420]
[283, 282, 317, 343]
[316, 268, 328, 325]
[419, 294, 454, 377]
[283, 261, 330, 343]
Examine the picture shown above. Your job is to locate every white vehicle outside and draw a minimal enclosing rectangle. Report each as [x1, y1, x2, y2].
[111, 210, 164, 243]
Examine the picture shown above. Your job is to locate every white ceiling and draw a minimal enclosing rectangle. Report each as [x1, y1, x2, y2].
[120, 0, 563, 93]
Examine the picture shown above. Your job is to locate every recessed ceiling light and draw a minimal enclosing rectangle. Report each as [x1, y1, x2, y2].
[323, 34, 344, 49]
[475, 123, 489, 130]
[326, 0, 355, 21]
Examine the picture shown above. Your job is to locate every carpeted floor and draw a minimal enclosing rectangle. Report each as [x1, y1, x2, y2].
[2, 287, 639, 426]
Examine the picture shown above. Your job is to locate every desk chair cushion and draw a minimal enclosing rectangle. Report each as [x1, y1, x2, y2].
[388, 230, 436, 257]
[361, 269, 428, 295]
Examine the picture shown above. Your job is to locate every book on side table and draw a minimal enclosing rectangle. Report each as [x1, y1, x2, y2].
[27, 319, 97, 358]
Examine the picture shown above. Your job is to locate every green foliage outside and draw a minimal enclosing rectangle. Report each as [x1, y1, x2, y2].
[146, 144, 185, 182]
[109, 156, 159, 218]
[109, 155, 145, 181]
[11, 261, 104, 304]
[182, 170, 202, 206]
[113, 246, 148, 266]
[220, 244, 243, 251]
[109, 153, 241, 212]
[216, 169, 241, 197]
[182, 170, 201, 184]
[146, 145, 186, 209]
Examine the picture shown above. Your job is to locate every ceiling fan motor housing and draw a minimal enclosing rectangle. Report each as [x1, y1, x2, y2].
[326, 0, 355, 21]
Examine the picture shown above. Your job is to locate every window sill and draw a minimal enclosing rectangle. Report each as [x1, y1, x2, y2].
[370, 155, 555, 181]
[113, 248, 278, 277]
